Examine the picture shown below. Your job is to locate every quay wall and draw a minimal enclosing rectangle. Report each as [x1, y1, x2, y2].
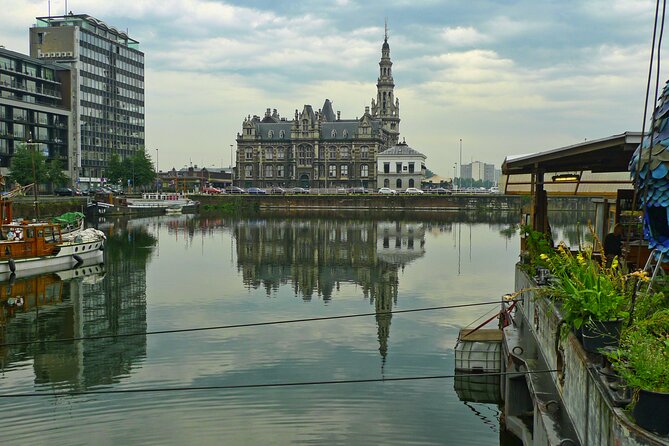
[513, 268, 668, 446]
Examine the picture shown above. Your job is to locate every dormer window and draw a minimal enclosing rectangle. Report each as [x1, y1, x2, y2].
[279, 130, 285, 139]
[331, 129, 337, 138]
[268, 130, 274, 138]
[342, 129, 349, 138]
[302, 120, 308, 131]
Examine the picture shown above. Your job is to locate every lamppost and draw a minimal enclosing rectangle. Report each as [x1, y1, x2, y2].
[453, 163, 457, 190]
[25, 133, 40, 218]
[155, 148, 159, 191]
[459, 138, 463, 192]
[230, 144, 234, 187]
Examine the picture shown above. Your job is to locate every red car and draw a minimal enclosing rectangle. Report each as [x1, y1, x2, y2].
[202, 186, 223, 194]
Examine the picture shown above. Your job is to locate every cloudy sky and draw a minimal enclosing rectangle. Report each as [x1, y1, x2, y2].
[0, 0, 662, 176]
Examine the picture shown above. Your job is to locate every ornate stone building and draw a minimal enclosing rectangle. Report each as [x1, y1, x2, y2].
[235, 34, 400, 189]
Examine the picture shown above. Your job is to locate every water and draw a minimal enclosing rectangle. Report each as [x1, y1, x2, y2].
[0, 211, 522, 445]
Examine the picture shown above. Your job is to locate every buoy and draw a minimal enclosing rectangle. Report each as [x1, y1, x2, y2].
[72, 254, 83, 267]
[8, 258, 15, 273]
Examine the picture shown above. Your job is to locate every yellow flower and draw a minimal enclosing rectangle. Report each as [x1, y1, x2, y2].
[540, 254, 549, 260]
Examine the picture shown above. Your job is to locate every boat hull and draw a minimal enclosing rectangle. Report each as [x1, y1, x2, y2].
[0, 239, 104, 277]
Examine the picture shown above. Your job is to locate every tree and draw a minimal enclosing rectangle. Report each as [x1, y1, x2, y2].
[105, 149, 155, 190]
[105, 153, 125, 185]
[46, 159, 68, 188]
[9, 145, 48, 187]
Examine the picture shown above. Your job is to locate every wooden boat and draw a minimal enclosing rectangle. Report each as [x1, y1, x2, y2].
[0, 201, 105, 276]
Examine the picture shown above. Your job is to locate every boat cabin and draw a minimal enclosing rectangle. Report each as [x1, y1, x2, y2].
[0, 222, 63, 259]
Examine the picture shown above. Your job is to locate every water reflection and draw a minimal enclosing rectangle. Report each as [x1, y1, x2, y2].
[1, 218, 156, 391]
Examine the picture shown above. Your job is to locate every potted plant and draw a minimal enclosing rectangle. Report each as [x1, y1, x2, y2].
[606, 309, 669, 435]
[540, 244, 632, 352]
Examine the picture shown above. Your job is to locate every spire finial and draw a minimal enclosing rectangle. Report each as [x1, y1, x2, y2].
[384, 18, 388, 41]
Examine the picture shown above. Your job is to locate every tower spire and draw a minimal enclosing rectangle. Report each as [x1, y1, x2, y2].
[371, 21, 400, 146]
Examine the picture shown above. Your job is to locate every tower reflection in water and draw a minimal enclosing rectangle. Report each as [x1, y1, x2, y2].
[0, 219, 154, 391]
[233, 218, 426, 364]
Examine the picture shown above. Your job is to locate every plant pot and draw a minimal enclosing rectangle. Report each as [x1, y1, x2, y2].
[633, 388, 669, 435]
[580, 319, 623, 353]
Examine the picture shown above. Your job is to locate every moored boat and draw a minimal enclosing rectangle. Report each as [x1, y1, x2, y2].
[0, 220, 105, 276]
[125, 192, 198, 212]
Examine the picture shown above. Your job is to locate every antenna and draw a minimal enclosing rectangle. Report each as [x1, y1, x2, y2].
[48, 0, 51, 17]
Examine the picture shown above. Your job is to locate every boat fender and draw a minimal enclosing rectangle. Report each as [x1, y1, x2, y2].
[8, 258, 15, 273]
[72, 254, 83, 268]
[8, 272, 15, 286]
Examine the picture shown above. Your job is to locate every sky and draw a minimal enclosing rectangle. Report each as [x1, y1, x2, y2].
[0, 0, 663, 176]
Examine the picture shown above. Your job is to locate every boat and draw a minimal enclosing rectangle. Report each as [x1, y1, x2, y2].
[86, 192, 198, 217]
[51, 211, 86, 239]
[0, 219, 105, 277]
[164, 204, 183, 214]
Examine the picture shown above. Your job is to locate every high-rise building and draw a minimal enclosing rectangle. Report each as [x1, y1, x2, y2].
[29, 13, 145, 189]
[0, 47, 72, 180]
[461, 161, 495, 182]
[235, 34, 400, 189]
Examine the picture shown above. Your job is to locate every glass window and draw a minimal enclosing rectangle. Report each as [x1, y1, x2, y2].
[361, 164, 368, 177]
[329, 165, 337, 177]
[409, 162, 415, 173]
[277, 147, 284, 160]
[328, 146, 337, 160]
[396, 162, 402, 173]
[360, 146, 369, 159]
[277, 165, 284, 178]
[297, 144, 312, 166]
[264, 165, 273, 177]
[384, 162, 390, 173]
[245, 148, 253, 160]
[341, 165, 348, 176]
[396, 178, 402, 188]
[244, 165, 253, 178]
[340, 146, 349, 159]
[409, 179, 415, 187]
[265, 148, 273, 160]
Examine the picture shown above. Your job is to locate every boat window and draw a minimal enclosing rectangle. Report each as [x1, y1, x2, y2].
[26, 229, 34, 239]
[38, 230, 44, 238]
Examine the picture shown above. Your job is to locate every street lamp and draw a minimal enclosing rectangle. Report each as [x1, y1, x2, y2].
[453, 163, 457, 190]
[25, 132, 40, 218]
[155, 148, 159, 191]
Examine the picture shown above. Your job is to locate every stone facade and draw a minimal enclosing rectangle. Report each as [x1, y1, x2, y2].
[235, 35, 401, 189]
[376, 141, 427, 191]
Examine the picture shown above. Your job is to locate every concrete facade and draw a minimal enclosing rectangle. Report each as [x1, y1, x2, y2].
[29, 14, 145, 189]
[0, 47, 72, 182]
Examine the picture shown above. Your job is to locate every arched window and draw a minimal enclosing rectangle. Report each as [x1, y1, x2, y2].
[360, 164, 369, 177]
[279, 130, 285, 139]
[409, 179, 415, 187]
[342, 129, 349, 138]
[276, 147, 284, 160]
[340, 146, 349, 159]
[331, 129, 337, 138]
[267, 130, 274, 138]
[384, 179, 389, 187]
[244, 148, 253, 160]
[244, 165, 253, 178]
[396, 178, 402, 189]
[360, 146, 369, 159]
[265, 147, 273, 160]
[328, 146, 337, 160]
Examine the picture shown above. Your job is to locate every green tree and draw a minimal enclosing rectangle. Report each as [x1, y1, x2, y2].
[105, 153, 125, 184]
[131, 149, 156, 188]
[9, 145, 48, 187]
[46, 159, 68, 188]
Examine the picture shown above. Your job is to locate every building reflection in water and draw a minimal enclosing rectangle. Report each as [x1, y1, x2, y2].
[234, 218, 426, 365]
[0, 219, 154, 391]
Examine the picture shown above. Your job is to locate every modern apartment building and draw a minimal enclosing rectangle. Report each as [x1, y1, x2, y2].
[29, 13, 145, 189]
[0, 47, 72, 179]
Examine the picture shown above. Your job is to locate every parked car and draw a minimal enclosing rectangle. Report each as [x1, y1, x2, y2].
[54, 187, 75, 196]
[288, 187, 310, 194]
[404, 187, 424, 194]
[247, 187, 267, 195]
[378, 187, 397, 195]
[433, 187, 452, 195]
[349, 187, 368, 194]
[270, 187, 287, 195]
[225, 186, 245, 194]
[202, 186, 223, 194]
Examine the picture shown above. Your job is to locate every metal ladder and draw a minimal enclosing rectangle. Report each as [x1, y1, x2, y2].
[641, 249, 665, 291]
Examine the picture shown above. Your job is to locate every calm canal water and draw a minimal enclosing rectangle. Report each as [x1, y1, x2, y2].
[0, 211, 524, 446]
